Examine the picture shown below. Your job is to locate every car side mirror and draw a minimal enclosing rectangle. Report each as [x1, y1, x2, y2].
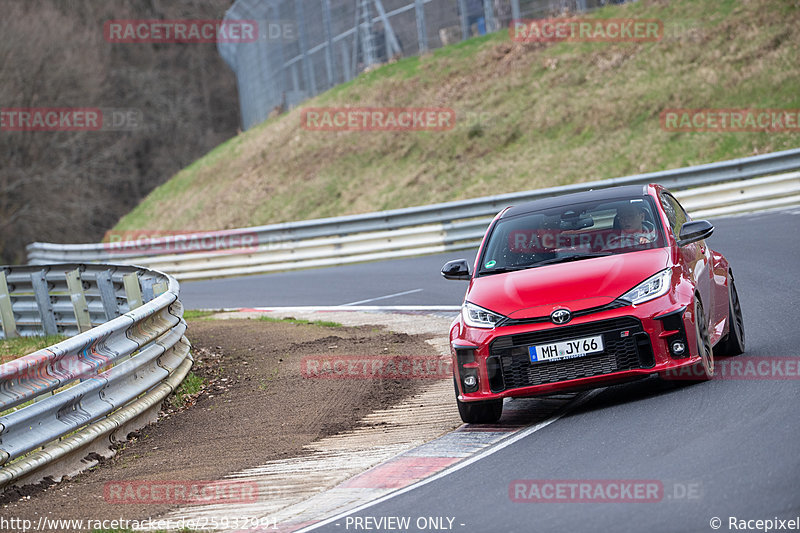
[677, 220, 714, 246]
[441, 259, 471, 281]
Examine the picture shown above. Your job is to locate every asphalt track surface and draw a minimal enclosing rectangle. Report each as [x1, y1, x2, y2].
[182, 209, 800, 532]
[179, 251, 470, 309]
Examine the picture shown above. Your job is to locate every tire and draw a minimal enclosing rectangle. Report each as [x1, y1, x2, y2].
[454, 378, 503, 424]
[688, 298, 714, 382]
[716, 275, 745, 356]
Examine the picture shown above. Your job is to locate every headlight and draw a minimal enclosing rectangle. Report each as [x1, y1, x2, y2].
[462, 302, 506, 329]
[619, 269, 672, 305]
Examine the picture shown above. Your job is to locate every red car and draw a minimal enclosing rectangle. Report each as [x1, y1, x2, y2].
[442, 184, 745, 423]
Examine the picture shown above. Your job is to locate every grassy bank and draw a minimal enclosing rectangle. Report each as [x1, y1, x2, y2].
[114, 0, 799, 233]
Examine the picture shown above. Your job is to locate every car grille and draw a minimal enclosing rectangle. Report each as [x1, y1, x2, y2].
[488, 317, 654, 392]
[498, 299, 629, 327]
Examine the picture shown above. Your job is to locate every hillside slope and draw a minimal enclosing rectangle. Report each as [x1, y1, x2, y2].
[114, 0, 800, 232]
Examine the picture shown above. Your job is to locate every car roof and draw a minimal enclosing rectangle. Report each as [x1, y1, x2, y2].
[501, 184, 652, 219]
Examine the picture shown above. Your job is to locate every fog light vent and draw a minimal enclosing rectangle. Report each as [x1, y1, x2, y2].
[671, 340, 686, 356]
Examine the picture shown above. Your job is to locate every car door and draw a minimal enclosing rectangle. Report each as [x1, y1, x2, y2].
[660, 192, 714, 319]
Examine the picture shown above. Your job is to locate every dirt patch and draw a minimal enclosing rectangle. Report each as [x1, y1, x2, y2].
[0, 318, 437, 532]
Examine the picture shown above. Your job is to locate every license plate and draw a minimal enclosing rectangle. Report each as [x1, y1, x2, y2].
[529, 335, 604, 363]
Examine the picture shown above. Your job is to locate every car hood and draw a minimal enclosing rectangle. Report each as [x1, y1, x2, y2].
[466, 248, 671, 318]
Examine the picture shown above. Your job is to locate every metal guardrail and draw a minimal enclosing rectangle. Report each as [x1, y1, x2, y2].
[26, 148, 800, 280]
[0, 264, 191, 491]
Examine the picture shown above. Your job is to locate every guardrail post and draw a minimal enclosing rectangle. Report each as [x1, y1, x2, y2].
[30, 269, 58, 336]
[152, 282, 168, 298]
[95, 269, 119, 321]
[140, 277, 155, 303]
[123, 272, 143, 310]
[0, 271, 18, 339]
[65, 269, 92, 333]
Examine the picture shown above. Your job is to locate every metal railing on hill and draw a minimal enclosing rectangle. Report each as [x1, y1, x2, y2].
[25, 148, 800, 280]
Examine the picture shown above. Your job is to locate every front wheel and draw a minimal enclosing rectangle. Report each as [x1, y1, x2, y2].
[688, 298, 714, 382]
[454, 378, 503, 424]
[716, 276, 745, 356]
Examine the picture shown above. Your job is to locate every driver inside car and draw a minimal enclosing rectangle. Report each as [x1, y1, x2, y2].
[606, 203, 656, 248]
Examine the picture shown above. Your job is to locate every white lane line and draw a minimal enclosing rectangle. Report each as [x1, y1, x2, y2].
[340, 289, 424, 306]
[298, 388, 604, 533]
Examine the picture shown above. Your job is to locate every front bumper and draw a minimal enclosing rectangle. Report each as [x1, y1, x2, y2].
[452, 300, 700, 401]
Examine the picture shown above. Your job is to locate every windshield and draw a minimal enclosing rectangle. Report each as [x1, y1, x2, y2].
[477, 195, 665, 276]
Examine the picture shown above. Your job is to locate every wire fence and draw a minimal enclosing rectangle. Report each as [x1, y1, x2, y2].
[218, 0, 626, 129]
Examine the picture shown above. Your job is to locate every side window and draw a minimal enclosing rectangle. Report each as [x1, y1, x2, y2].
[660, 193, 690, 236]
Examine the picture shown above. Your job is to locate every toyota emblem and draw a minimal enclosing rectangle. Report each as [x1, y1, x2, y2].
[551, 309, 572, 324]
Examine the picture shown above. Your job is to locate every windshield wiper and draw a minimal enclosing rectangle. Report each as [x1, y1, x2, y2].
[532, 252, 614, 267]
[479, 265, 536, 275]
